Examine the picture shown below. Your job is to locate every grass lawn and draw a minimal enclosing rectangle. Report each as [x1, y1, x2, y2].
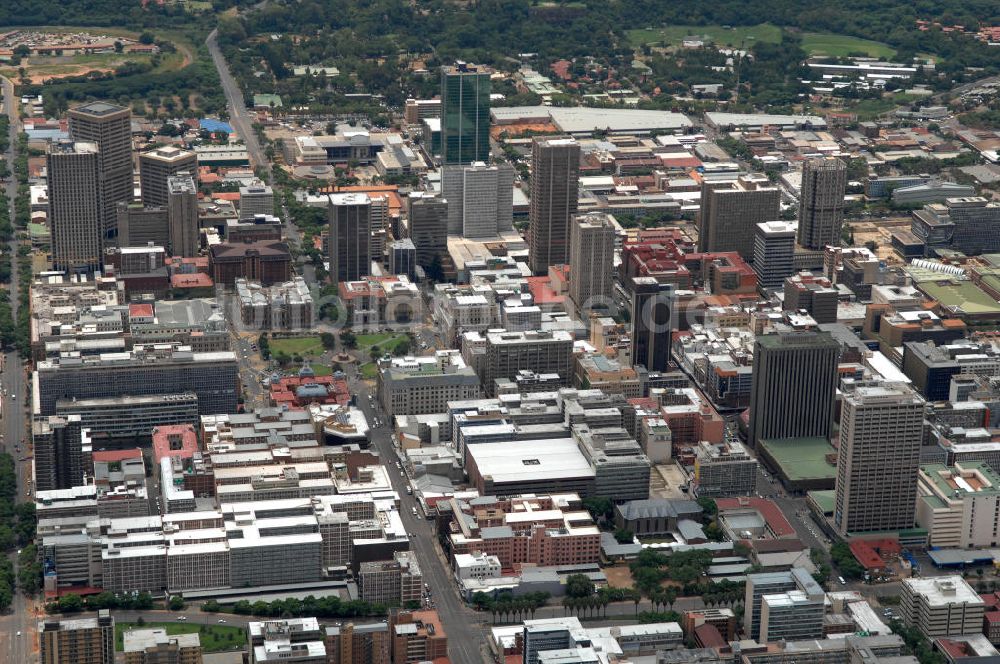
[116, 622, 246, 652]
[308, 363, 334, 377]
[359, 362, 379, 379]
[849, 93, 920, 119]
[355, 333, 400, 349]
[626, 24, 894, 60]
[355, 333, 410, 355]
[269, 336, 325, 356]
[801, 32, 896, 58]
[627, 23, 782, 48]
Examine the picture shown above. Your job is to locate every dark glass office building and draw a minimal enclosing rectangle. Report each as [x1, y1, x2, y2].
[441, 63, 491, 165]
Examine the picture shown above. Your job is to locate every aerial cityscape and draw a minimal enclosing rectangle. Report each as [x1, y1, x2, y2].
[5, 2, 1000, 664]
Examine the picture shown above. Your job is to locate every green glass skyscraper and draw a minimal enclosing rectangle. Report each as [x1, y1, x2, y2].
[441, 62, 491, 165]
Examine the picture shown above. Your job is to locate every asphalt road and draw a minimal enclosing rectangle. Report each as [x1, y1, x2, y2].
[0, 75, 35, 664]
[206, 27, 303, 257]
[347, 365, 487, 664]
[206, 30, 268, 182]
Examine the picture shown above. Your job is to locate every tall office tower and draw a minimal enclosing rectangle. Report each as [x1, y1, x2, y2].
[834, 381, 926, 537]
[569, 212, 616, 312]
[698, 173, 780, 260]
[798, 157, 848, 250]
[67, 101, 133, 238]
[747, 331, 840, 449]
[32, 414, 84, 492]
[139, 145, 196, 208]
[630, 277, 675, 372]
[389, 239, 416, 280]
[167, 175, 200, 257]
[239, 183, 274, 219]
[440, 62, 491, 165]
[116, 203, 169, 248]
[329, 193, 372, 283]
[407, 193, 448, 268]
[48, 141, 103, 273]
[370, 193, 389, 261]
[528, 137, 580, 274]
[441, 162, 514, 237]
[39, 610, 115, 664]
[753, 221, 797, 290]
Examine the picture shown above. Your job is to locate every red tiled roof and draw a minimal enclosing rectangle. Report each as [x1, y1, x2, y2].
[128, 303, 154, 318]
[152, 424, 199, 464]
[660, 156, 703, 169]
[171, 273, 214, 288]
[695, 623, 727, 649]
[848, 538, 899, 570]
[715, 497, 795, 538]
[526, 276, 565, 305]
[92, 448, 143, 463]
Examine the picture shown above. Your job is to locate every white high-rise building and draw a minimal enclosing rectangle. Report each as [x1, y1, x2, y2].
[441, 162, 514, 238]
[753, 221, 797, 290]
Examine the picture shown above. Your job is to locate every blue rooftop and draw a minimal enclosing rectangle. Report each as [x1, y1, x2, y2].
[200, 118, 233, 133]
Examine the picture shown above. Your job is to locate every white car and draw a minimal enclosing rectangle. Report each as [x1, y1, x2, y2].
[178, 616, 187, 621]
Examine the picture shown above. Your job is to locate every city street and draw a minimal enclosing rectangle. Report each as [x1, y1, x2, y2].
[347, 364, 487, 664]
[0, 75, 35, 664]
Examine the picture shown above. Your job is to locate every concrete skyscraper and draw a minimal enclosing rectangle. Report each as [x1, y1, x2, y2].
[747, 331, 840, 449]
[441, 62, 491, 165]
[834, 381, 925, 537]
[48, 141, 103, 273]
[753, 221, 797, 290]
[528, 137, 580, 275]
[67, 101, 133, 238]
[630, 277, 675, 372]
[798, 157, 848, 250]
[167, 175, 200, 257]
[329, 193, 372, 283]
[441, 162, 514, 238]
[139, 145, 196, 208]
[569, 212, 616, 313]
[407, 193, 448, 269]
[698, 174, 780, 260]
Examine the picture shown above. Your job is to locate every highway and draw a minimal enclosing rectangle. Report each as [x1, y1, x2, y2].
[346, 363, 487, 664]
[0, 75, 36, 664]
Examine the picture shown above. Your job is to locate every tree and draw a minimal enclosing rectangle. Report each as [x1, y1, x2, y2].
[58, 594, 84, 613]
[139, 31, 156, 45]
[830, 541, 866, 580]
[582, 496, 614, 524]
[392, 337, 411, 356]
[169, 595, 186, 611]
[696, 497, 717, 520]
[613, 528, 634, 544]
[320, 332, 336, 350]
[565, 574, 595, 599]
[340, 330, 357, 349]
